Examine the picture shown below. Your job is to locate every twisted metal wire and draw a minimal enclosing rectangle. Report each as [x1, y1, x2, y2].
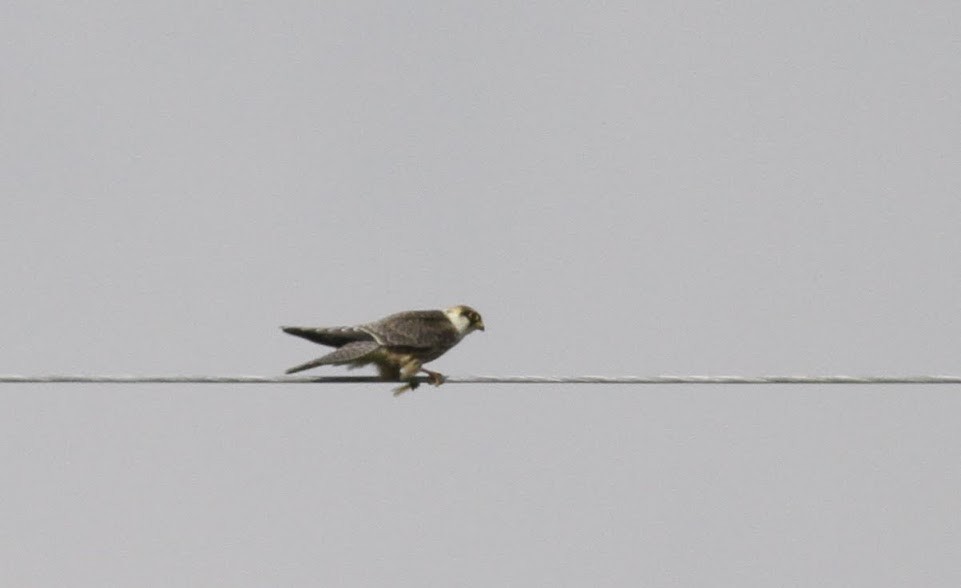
[1, 374, 960, 384]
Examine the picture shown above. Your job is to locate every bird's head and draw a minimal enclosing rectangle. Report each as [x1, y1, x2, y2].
[445, 305, 485, 335]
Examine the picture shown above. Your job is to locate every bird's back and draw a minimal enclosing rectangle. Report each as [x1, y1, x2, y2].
[363, 310, 458, 349]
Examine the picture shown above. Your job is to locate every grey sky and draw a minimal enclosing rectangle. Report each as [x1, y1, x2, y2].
[2, 2, 960, 585]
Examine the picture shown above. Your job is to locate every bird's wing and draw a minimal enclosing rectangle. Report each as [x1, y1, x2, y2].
[362, 310, 458, 349]
[284, 341, 381, 374]
[281, 325, 375, 348]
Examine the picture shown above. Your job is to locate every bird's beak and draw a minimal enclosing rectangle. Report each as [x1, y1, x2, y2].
[476, 322, 485, 332]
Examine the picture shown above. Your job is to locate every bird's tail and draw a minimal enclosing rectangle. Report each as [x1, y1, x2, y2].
[285, 356, 330, 374]
[280, 325, 374, 347]
[283, 340, 380, 374]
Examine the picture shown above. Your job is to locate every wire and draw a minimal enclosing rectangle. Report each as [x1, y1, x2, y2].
[1, 374, 960, 384]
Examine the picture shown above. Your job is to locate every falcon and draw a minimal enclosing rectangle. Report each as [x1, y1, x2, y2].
[281, 305, 485, 395]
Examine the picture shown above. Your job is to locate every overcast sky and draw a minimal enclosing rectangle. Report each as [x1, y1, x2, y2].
[2, 2, 960, 585]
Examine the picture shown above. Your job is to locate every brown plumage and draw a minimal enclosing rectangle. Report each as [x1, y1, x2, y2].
[281, 305, 484, 395]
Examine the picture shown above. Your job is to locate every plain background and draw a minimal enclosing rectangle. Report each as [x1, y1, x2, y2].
[2, 2, 960, 585]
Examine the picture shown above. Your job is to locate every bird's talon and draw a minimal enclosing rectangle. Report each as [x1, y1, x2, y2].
[393, 381, 419, 396]
[420, 369, 446, 386]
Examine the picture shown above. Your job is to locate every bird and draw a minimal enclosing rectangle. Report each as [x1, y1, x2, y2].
[281, 305, 485, 395]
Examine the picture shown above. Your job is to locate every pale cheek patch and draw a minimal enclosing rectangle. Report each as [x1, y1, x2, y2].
[445, 312, 471, 334]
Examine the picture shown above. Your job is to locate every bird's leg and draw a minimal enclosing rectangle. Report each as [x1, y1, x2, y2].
[392, 380, 419, 396]
[420, 368, 447, 387]
[393, 359, 423, 396]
